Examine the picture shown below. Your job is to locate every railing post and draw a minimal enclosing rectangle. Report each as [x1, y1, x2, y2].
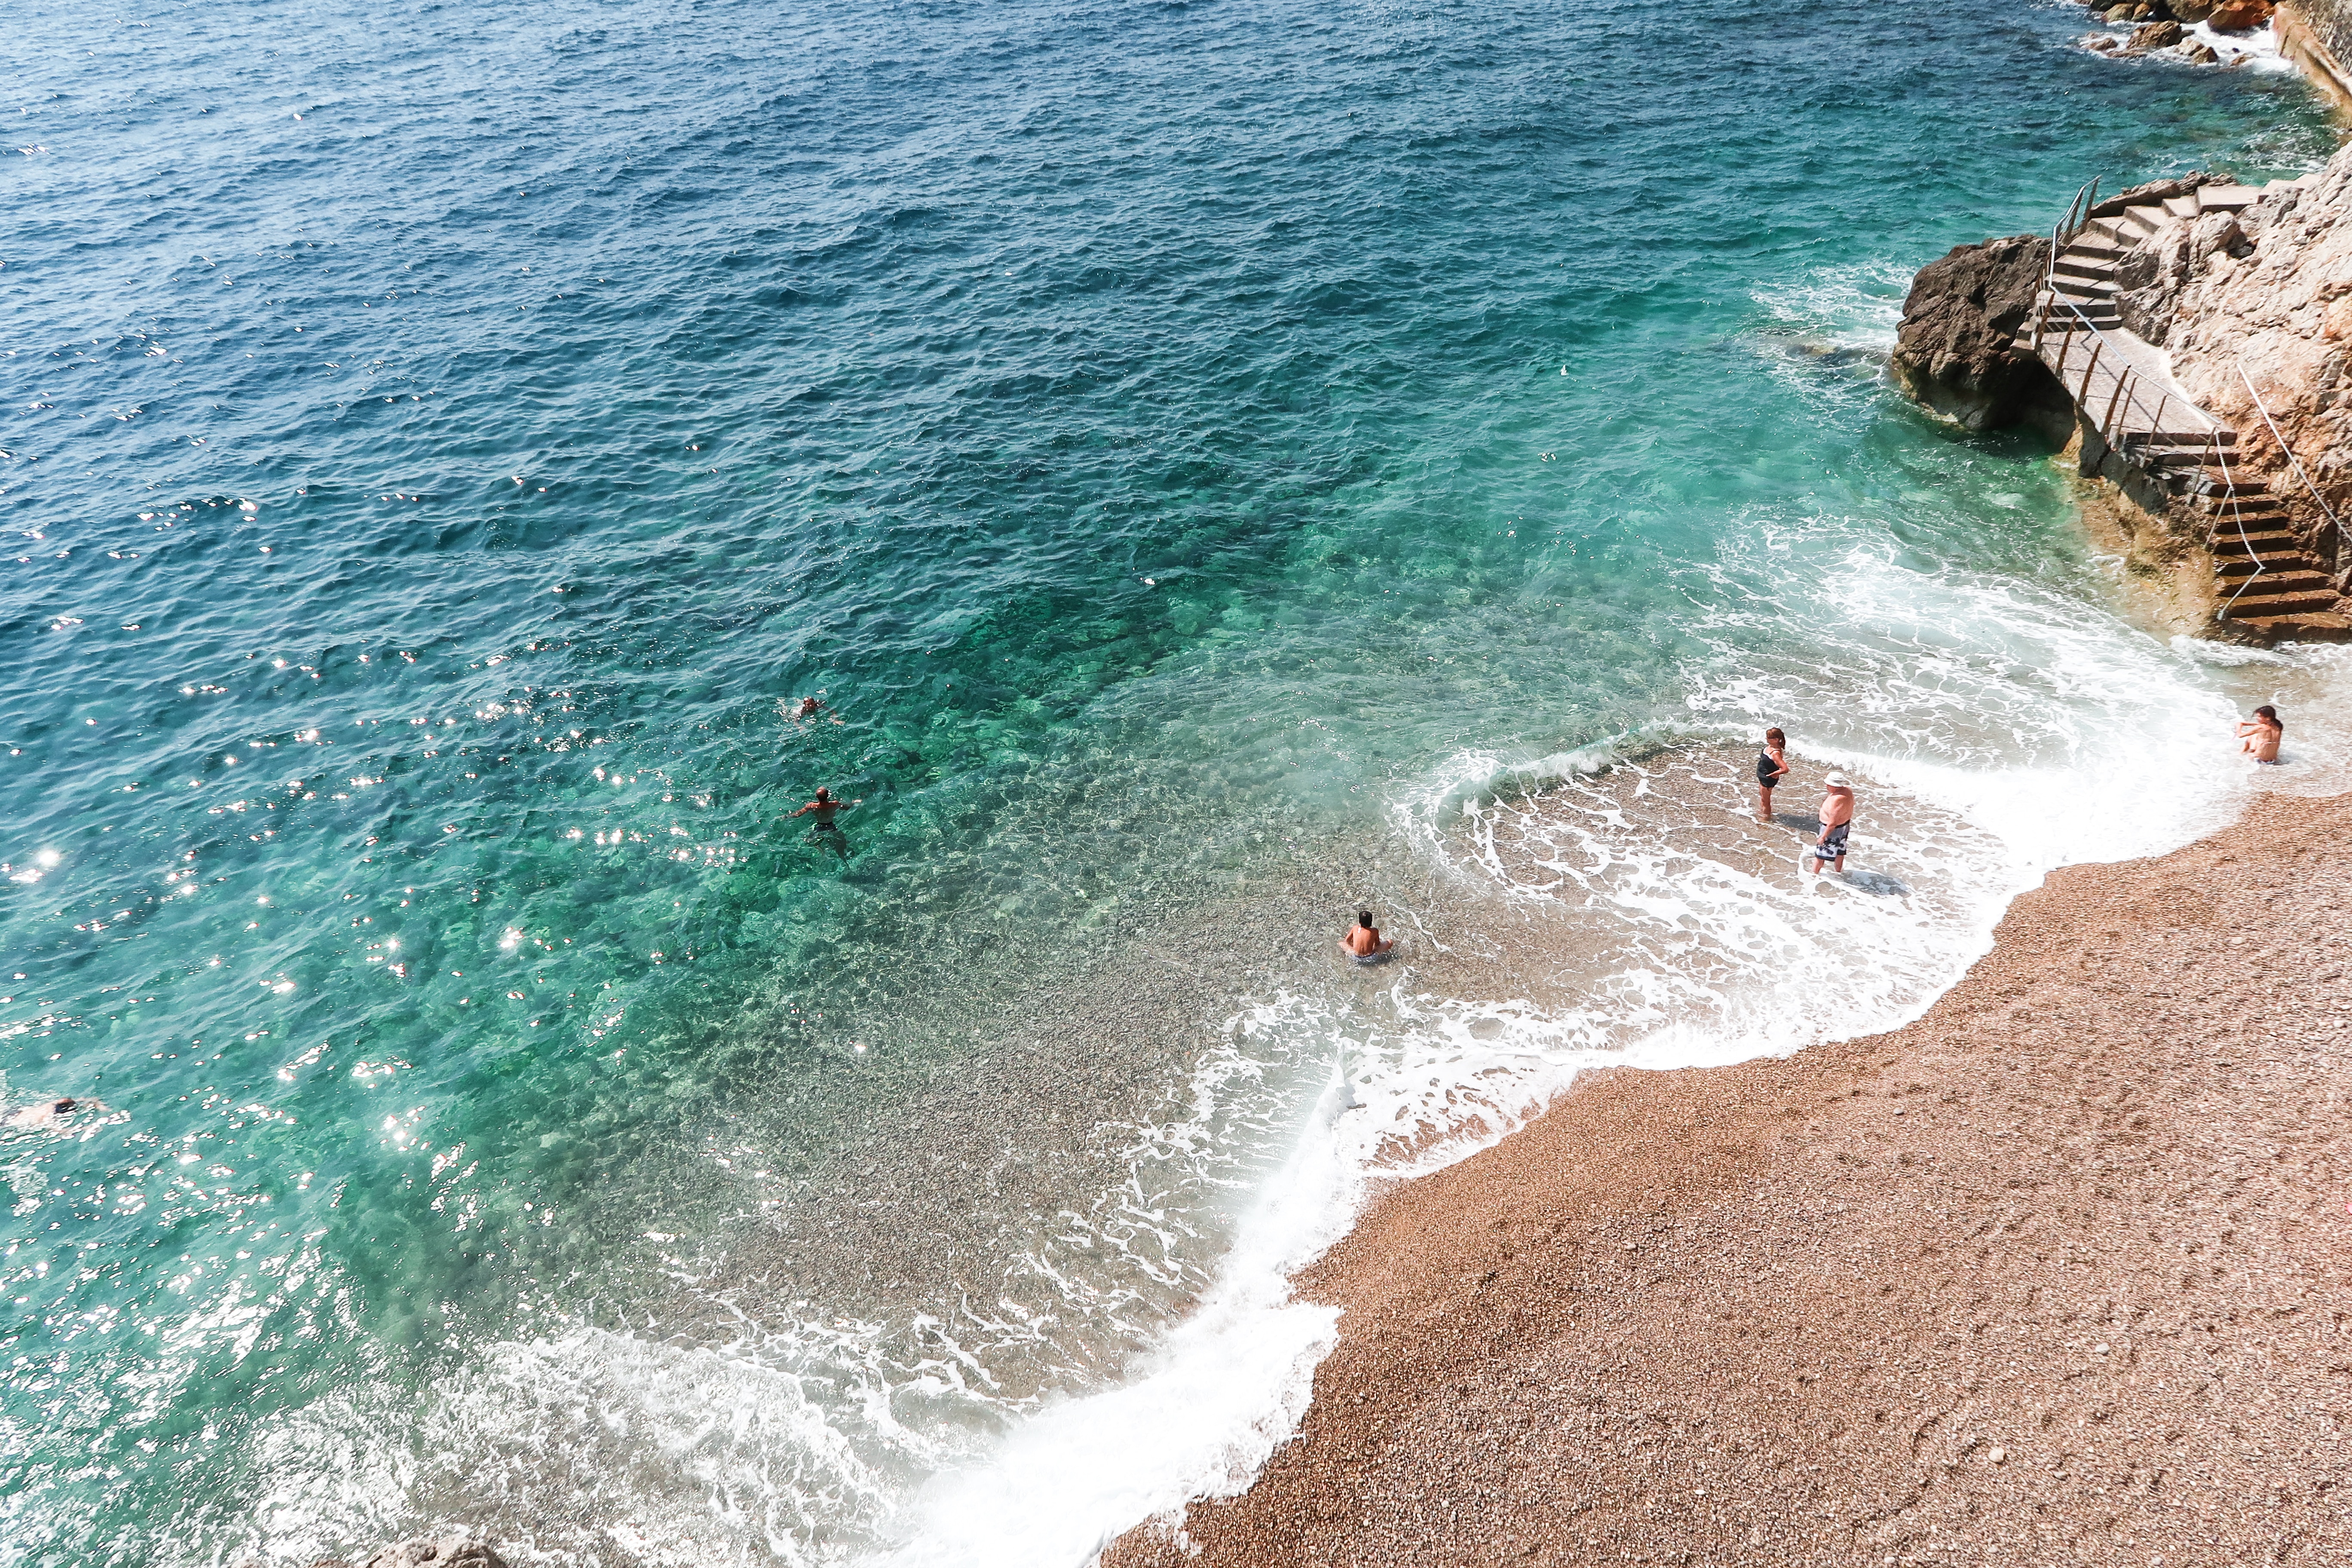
[2102, 364, 2132, 441]
[2076, 334, 2104, 408]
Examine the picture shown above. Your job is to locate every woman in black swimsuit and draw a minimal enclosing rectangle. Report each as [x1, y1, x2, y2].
[1755, 727, 1789, 823]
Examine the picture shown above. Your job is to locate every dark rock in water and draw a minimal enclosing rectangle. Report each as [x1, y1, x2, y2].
[1891, 234, 2066, 433]
[2185, 39, 2220, 61]
[298, 1538, 511, 1568]
[2127, 18, 2184, 48]
[2088, 33, 2121, 49]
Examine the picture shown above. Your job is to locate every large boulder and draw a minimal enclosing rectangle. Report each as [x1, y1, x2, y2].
[1892, 234, 2067, 432]
[2127, 18, 2184, 48]
[2206, 0, 2273, 29]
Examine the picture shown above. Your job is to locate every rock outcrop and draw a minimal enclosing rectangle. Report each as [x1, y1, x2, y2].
[1890, 234, 2068, 431]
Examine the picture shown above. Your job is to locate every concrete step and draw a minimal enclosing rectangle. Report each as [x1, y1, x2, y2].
[2052, 261, 2117, 285]
[2229, 611, 2352, 642]
[2049, 305, 2120, 328]
[2138, 444, 2237, 468]
[2180, 469, 2272, 496]
[2217, 563, 2333, 591]
[2163, 194, 2203, 220]
[2119, 205, 2168, 236]
[2211, 527, 2303, 552]
[2206, 515, 2294, 539]
[2197, 185, 2264, 211]
[2223, 588, 2344, 617]
[2216, 557, 2324, 581]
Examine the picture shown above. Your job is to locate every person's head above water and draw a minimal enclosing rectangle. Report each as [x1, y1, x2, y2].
[1765, 727, 1785, 746]
[2256, 704, 2281, 728]
[814, 787, 832, 802]
[1358, 911, 1375, 929]
[52, 1099, 74, 1115]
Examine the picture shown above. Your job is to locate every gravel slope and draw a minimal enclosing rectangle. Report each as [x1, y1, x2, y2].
[1108, 791, 2352, 1568]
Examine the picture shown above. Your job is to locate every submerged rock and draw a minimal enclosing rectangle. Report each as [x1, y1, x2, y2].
[301, 1537, 510, 1568]
[1890, 234, 2066, 432]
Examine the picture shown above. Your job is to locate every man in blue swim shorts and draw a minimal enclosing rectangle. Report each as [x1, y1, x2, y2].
[1806, 772, 1854, 874]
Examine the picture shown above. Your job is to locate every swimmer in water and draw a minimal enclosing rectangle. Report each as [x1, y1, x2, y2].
[1342, 910, 1394, 964]
[788, 695, 844, 725]
[2238, 704, 2283, 765]
[787, 787, 861, 857]
[6, 1097, 81, 1131]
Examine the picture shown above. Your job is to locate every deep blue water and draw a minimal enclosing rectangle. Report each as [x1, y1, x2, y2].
[0, 2, 2335, 1563]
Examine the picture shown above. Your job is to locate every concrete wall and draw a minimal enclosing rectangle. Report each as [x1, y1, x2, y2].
[2276, 1, 2352, 115]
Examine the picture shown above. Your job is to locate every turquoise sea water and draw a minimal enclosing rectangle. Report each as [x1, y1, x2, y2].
[3, 3, 2342, 1564]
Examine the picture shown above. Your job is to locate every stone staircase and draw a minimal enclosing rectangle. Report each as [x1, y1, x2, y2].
[2032, 180, 2351, 639]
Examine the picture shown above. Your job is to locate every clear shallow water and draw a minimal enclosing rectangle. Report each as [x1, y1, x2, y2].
[2, 1, 2344, 1563]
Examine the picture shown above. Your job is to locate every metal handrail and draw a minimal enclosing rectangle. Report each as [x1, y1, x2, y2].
[2237, 363, 2344, 550]
[2211, 427, 2268, 614]
[2058, 178, 2100, 246]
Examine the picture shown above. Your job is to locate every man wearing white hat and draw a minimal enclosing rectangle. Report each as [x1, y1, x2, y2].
[1807, 772, 1855, 874]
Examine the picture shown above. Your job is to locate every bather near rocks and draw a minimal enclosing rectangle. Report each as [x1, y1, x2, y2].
[1889, 234, 2069, 432]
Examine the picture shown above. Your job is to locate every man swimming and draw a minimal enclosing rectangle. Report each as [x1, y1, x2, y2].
[787, 787, 860, 833]
[2238, 704, 2283, 765]
[1806, 772, 1855, 874]
[1342, 911, 1394, 963]
[1755, 726, 1789, 823]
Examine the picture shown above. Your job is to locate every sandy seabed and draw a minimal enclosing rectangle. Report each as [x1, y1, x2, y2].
[1109, 792, 2352, 1568]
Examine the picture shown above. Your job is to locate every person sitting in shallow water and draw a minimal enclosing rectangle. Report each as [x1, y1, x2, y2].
[2238, 704, 2283, 765]
[1342, 910, 1394, 964]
